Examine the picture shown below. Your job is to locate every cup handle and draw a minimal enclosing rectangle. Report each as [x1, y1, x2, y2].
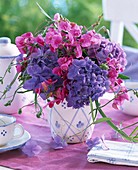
[13, 123, 24, 139]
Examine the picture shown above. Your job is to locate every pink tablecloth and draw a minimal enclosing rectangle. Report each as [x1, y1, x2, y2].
[0, 99, 138, 170]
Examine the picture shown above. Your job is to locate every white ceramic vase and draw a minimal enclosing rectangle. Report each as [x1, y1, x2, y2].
[0, 37, 32, 114]
[48, 101, 95, 143]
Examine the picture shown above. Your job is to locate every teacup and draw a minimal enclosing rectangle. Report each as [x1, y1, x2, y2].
[120, 82, 138, 116]
[0, 114, 24, 146]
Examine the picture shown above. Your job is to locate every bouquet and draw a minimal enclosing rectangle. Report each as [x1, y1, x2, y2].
[1, 7, 138, 142]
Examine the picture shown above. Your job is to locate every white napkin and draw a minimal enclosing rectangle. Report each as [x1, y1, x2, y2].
[87, 140, 138, 166]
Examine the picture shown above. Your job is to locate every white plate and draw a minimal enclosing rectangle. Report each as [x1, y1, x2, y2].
[0, 130, 31, 153]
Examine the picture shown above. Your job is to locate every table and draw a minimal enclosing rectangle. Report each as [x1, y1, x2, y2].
[0, 99, 138, 170]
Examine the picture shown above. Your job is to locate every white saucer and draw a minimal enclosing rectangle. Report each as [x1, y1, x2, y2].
[0, 130, 31, 153]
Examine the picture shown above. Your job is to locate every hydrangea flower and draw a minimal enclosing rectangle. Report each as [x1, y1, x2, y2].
[67, 57, 110, 108]
[21, 140, 42, 157]
[50, 135, 68, 150]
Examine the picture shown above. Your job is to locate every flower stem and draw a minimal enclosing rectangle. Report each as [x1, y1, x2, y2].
[121, 122, 138, 131]
[95, 100, 138, 143]
[0, 72, 19, 100]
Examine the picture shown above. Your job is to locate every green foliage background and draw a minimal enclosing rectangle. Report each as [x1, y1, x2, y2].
[0, 0, 137, 48]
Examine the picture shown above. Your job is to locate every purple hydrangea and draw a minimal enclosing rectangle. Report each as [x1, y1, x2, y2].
[21, 140, 42, 157]
[22, 46, 63, 100]
[86, 137, 101, 151]
[66, 57, 110, 108]
[88, 39, 127, 69]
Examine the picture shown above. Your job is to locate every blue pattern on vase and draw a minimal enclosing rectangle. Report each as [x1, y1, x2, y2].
[130, 96, 134, 102]
[55, 121, 60, 128]
[1, 130, 7, 136]
[50, 106, 92, 143]
[68, 136, 74, 142]
[76, 121, 84, 128]
[61, 102, 67, 109]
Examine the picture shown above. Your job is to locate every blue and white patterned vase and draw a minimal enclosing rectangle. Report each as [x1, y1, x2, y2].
[48, 101, 95, 143]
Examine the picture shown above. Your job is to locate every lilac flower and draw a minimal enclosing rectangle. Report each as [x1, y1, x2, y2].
[21, 140, 42, 157]
[50, 135, 68, 150]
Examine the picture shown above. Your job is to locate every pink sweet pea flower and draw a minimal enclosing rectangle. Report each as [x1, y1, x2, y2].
[58, 57, 67, 66]
[70, 22, 82, 37]
[57, 57, 73, 71]
[91, 34, 102, 46]
[45, 31, 55, 44]
[55, 88, 66, 101]
[112, 86, 129, 109]
[35, 88, 41, 94]
[16, 65, 22, 73]
[54, 13, 60, 21]
[35, 35, 45, 47]
[67, 32, 74, 45]
[51, 34, 62, 50]
[75, 44, 82, 58]
[80, 33, 91, 47]
[58, 20, 71, 32]
[15, 32, 35, 54]
[52, 67, 62, 76]
[60, 63, 69, 71]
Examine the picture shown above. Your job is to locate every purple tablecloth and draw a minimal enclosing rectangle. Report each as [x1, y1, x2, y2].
[0, 99, 138, 170]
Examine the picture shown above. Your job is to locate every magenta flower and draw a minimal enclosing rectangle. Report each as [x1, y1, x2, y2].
[75, 44, 82, 58]
[58, 20, 71, 32]
[80, 33, 91, 47]
[51, 34, 62, 50]
[35, 35, 45, 47]
[45, 31, 55, 44]
[54, 13, 60, 21]
[112, 86, 129, 109]
[70, 23, 82, 37]
[15, 32, 35, 54]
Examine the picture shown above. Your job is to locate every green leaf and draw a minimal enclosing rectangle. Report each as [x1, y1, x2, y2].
[89, 97, 93, 112]
[36, 2, 53, 21]
[89, 97, 95, 121]
[100, 63, 109, 70]
[129, 126, 138, 137]
[118, 74, 130, 80]
[93, 117, 111, 124]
